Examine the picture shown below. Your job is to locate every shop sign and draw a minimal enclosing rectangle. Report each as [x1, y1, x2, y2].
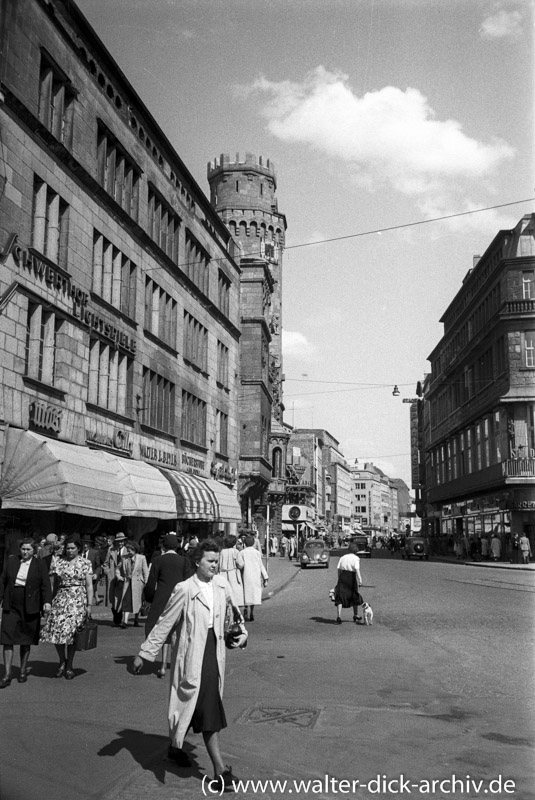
[140, 443, 179, 468]
[181, 452, 207, 476]
[29, 399, 62, 434]
[210, 461, 237, 483]
[86, 428, 134, 455]
[2, 233, 136, 353]
[511, 501, 535, 510]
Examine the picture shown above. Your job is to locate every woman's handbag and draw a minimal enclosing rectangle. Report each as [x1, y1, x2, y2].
[74, 619, 98, 651]
[224, 605, 248, 650]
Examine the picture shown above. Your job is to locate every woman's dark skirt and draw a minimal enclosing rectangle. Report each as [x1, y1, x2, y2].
[334, 570, 362, 608]
[0, 586, 41, 645]
[189, 629, 227, 734]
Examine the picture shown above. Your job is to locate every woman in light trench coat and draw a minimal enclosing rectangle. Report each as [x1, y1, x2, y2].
[113, 540, 149, 628]
[133, 539, 246, 790]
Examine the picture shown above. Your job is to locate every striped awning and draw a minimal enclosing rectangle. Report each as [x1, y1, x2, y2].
[204, 478, 242, 522]
[159, 469, 217, 520]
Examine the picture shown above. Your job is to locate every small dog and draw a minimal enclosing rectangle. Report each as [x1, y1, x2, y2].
[361, 601, 374, 626]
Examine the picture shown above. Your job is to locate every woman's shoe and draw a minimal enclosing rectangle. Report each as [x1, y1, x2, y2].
[0, 675, 12, 688]
[55, 663, 66, 678]
[17, 671, 28, 683]
[64, 669, 75, 680]
[335, 617, 342, 625]
[157, 668, 166, 679]
[120, 622, 128, 629]
[216, 765, 237, 791]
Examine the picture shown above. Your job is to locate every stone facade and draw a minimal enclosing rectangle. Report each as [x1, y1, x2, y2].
[0, 0, 241, 544]
[207, 153, 288, 540]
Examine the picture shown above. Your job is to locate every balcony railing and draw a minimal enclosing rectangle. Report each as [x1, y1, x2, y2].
[503, 458, 535, 478]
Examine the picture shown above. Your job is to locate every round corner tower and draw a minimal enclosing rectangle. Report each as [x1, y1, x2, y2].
[207, 152, 286, 257]
[207, 152, 287, 421]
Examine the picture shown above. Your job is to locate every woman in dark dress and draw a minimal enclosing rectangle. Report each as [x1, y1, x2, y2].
[133, 539, 247, 790]
[333, 542, 363, 625]
[0, 538, 52, 686]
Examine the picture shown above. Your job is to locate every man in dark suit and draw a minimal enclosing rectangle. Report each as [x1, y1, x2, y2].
[144, 534, 190, 678]
[81, 536, 102, 605]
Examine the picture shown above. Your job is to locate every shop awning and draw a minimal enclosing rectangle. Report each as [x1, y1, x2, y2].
[204, 478, 242, 523]
[104, 454, 177, 519]
[282, 522, 295, 532]
[0, 428, 123, 519]
[160, 468, 217, 520]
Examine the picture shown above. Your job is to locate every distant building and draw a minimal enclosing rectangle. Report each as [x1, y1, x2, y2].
[349, 462, 400, 537]
[287, 429, 351, 531]
[424, 214, 535, 558]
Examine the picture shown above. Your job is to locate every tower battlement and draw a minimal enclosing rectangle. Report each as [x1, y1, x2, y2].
[207, 153, 276, 183]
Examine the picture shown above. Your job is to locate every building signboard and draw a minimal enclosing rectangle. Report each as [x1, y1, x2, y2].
[2, 233, 136, 353]
[86, 428, 134, 455]
[29, 399, 62, 434]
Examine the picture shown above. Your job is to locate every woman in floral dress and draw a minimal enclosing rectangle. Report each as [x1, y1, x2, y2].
[40, 535, 93, 680]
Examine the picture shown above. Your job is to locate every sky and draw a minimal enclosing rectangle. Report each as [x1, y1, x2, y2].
[77, 0, 534, 488]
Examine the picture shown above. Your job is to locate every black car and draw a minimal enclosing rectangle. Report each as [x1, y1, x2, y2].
[348, 533, 372, 558]
[401, 535, 430, 560]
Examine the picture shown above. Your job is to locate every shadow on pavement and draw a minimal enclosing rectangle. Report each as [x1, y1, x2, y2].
[309, 616, 340, 624]
[25, 659, 88, 679]
[97, 729, 203, 785]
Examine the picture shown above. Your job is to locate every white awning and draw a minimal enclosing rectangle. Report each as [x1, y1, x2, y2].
[0, 428, 123, 519]
[103, 454, 177, 519]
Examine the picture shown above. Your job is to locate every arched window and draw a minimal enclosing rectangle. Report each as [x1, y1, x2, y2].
[272, 447, 282, 478]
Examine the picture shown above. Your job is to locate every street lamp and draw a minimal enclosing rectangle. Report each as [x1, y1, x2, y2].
[392, 385, 400, 396]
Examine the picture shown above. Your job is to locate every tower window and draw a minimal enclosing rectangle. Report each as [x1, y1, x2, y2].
[235, 180, 239, 192]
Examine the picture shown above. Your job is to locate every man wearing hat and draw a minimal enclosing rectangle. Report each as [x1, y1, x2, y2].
[143, 534, 191, 678]
[38, 534, 59, 571]
[81, 535, 102, 605]
[104, 533, 128, 624]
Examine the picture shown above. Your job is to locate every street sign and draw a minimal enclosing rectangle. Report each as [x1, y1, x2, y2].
[402, 398, 419, 403]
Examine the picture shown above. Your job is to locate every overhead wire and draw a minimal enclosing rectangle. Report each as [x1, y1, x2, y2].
[142, 197, 534, 274]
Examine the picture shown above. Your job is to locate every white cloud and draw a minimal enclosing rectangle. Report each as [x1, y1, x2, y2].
[480, 8, 524, 39]
[282, 330, 316, 360]
[242, 67, 515, 218]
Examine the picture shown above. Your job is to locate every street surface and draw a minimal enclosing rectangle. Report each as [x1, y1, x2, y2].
[0, 553, 533, 800]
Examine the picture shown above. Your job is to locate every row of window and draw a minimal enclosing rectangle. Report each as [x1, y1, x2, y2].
[24, 304, 230, 453]
[430, 412, 505, 485]
[430, 337, 508, 426]
[433, 272, 535, 378]
[33, 177, 232, 324]
[30, 183, 231, 386]
[37, 50, 234, 309]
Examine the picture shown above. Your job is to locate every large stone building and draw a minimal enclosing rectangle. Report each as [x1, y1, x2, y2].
[424, 214, 535, 558]
[0, 0, 242, 554]
[349, 462, 400, 537]
[207, 153, 288, 541]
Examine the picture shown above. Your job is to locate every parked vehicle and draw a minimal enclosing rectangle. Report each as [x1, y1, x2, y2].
[300, 539, 330, 568]
[401, 535, 430, 560]
[348, 533, 372, 558]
